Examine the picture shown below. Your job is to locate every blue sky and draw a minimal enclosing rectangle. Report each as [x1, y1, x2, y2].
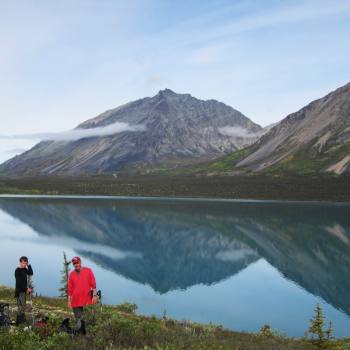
[0, 0, 350, 162]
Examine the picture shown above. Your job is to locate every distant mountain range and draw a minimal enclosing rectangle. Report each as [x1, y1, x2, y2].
[0, 82, 349, 176]
[0, 89, 262, 175]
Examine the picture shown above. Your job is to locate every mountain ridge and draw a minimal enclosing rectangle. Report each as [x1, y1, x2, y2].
[1, 82, 349, 177]
[0, 89, 262, 176]
[236, 82, 350, 174]
[175, 82, 350, 176]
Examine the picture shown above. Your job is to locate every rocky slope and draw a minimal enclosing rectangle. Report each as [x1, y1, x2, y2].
[0, 89, 262, 175]
[235, 82, 350, 174]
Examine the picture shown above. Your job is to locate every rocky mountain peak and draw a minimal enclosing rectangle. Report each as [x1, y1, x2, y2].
[155, 88, 192, 103]
[0, 90, 262, 175]
[157, 88, 176, 96]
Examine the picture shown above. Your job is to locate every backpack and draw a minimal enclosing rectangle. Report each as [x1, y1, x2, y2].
[59, 318, 86, 335]
[0, 303, 11, 327]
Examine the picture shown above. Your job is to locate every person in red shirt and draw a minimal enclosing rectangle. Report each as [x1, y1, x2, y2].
[68, 256, 97, 330]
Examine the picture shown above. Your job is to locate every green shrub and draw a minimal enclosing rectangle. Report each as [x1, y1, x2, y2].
[115, 302, 138, 314]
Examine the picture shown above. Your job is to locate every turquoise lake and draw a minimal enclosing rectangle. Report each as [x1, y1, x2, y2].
[0, 196, 349, 337]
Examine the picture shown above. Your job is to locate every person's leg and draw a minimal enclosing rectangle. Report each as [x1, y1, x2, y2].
[72, 307, 84, 329]
[16, 292, 26, 324]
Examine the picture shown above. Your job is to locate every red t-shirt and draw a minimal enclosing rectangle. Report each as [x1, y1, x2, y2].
[68, 267, 96, 307]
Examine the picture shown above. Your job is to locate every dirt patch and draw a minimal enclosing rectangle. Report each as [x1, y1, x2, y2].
[327, 155, 350, 174]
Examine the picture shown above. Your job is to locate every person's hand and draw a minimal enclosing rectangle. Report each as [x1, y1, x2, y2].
[68, 299, 72, 309]
[92, 295, 98, 305]
[27, 288, 33, 294]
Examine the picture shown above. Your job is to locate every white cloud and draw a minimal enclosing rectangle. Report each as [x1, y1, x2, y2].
[218, 125, 276, 138]
[46, 122, 146, 141]
[181, 1, 350, 46]
[0, 121, 146, 142]
[219, 126, 256, 138]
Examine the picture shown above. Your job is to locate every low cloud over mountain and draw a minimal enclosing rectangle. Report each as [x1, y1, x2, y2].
[0, 122, 145, 142]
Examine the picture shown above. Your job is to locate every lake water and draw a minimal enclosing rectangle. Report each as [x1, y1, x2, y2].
[0, 195, 350, 337]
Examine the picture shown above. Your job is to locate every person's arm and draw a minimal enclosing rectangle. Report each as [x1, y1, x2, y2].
[27, 264, 33, 276]
[90, 269, 98, 303]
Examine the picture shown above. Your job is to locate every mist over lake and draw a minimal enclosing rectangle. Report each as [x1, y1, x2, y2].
[0, 196, 349, 336]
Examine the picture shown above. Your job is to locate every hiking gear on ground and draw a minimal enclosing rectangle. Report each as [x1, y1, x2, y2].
[68, 267, 96, 308]
[32, 316, 49, 336]
[0, 303, 11, 328]
[59, 318, 86, 336]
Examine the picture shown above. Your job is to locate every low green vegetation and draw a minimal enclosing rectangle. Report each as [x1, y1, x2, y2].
[0, 173, 350, 201]
[58, 252, 71, 299]
[267, 148, 329, 175]
[309, 304, 334, 350]
[1, 286, 350, 350]
[154, 146, 256, 175]
[206, 147, 256, 172]
[152, 139, 350, 177]
[267, 142, 350, 175]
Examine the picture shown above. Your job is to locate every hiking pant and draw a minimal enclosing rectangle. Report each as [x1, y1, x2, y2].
[73, 307, 84, 329]
[16, 292, 26, 324]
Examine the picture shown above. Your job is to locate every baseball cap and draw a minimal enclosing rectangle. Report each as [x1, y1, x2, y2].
[71, 256, 81, 264]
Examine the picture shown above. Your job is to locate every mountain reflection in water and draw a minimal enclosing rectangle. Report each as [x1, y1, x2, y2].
[0, 197, 349, 316]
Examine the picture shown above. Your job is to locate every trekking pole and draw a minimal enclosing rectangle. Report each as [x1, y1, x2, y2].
[27, 274, 35, 326]
[97, 290, 102, 313]
[28, 293, 33, 325]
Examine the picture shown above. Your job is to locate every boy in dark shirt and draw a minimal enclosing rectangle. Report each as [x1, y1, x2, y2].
[14, 256, 33, 325]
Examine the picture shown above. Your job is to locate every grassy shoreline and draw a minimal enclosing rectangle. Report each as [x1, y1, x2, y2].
[0, 174, 350, 202]
[0, 286, 348, 350]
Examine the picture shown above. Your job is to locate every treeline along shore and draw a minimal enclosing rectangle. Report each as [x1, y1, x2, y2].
[0, 174, 349, 201]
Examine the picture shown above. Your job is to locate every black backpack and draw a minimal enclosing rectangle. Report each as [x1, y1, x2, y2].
[0, 303, 11, 327]
[59, 318, 86, 335]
